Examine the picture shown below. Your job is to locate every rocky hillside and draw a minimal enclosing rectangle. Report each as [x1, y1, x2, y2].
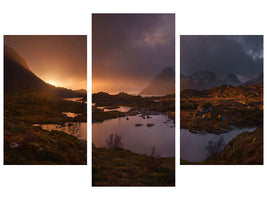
[181, 81, 263, 133]
[139, 67, 175, 95]
[214, 127, 263, 164]
[181, 127, 263, 165]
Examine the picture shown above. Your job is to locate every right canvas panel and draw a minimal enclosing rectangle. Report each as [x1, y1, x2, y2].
[180, 35, 263, 165]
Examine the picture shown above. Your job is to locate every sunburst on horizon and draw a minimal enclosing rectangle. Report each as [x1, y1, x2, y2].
[47, 80, 58, 87]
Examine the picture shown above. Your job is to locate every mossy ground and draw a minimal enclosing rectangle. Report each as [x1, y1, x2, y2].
[92, 146, 175, 186]
[214, 127, 263, 165]
[181, 127, 263, 165]
[4, 90, 87, 164]
[180, 83, 263, 133]
[180, 83, 263, 165]
[5, 91, 87, 124]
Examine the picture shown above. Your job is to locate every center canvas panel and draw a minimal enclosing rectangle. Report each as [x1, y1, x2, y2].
[92, 14, 175, 186]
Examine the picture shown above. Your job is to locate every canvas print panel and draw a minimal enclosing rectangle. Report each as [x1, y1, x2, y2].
[92, 14, 175, 186]
[180, 35, 263, 165]
[4, 35, 87, 165]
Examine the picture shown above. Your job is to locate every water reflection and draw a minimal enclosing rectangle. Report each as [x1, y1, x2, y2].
[34, 122, 87, 140]
[180, 127, 256, 162]
[92, 115, 175, 157]
[63, 97, 87, 103]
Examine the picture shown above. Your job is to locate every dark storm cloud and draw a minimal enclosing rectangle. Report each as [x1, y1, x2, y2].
[180, 35, 263, 81]
[92, 14, 175, 92]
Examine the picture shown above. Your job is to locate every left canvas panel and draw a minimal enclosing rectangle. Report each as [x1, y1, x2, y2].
[4, 35, 87, 165]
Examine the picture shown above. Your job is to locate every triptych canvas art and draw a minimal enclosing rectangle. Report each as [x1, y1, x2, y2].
[3, 14, 263, 186]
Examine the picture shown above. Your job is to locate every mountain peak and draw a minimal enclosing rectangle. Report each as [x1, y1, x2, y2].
[228, 73, 238, 80]
[154, 67, 175, 82]
[4, 45, 31, 72]
[187, 71, 218, 89]
[223, 73, 241, 86]
[181, 71, 243, 90]
[242, 73, 263, 86]
[139, 66, 175, 95]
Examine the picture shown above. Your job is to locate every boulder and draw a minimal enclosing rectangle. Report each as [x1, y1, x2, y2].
[146, 123, 154, 127]
[202, 113, 212, 120]
[218, 115, 225, 121]
[197, 102, 214, 113]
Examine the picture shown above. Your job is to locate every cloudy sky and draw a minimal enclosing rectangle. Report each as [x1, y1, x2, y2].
[180, 35, 263, 82]
[4, 35, 87, 90]
[92, 14, 175, 94]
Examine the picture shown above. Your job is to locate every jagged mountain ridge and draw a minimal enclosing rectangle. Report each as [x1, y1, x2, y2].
[139, 67, 175, 95]
[242, 73, 263, 86]
[181, 71, 243, 90]
[4, 45, 86, 97]
[223, 73, 242, 86]
[181, 71, 221, 90]
[181, 70, 263, 90]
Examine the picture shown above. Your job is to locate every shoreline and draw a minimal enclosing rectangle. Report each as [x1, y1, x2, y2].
[181, 126, 263, 165]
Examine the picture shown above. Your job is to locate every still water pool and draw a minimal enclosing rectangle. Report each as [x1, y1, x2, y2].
[180, 127, 256, 162]
[92, 114, 175, 157]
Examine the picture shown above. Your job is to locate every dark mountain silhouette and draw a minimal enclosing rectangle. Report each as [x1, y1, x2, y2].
[181, 71, 221, 90]
[180, 74, 195, 90]
[181, 71, 242, 90]
[223, 73, 241, 86]
[75, 89, 87, 94]
[242, 73, 263, 86]
[139, 67, 175, 95]
[4, 45, 85, 97]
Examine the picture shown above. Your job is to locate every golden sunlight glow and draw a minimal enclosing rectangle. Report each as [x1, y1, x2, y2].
[46, 78, 87, 90]
[47, 80, 57, 87]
